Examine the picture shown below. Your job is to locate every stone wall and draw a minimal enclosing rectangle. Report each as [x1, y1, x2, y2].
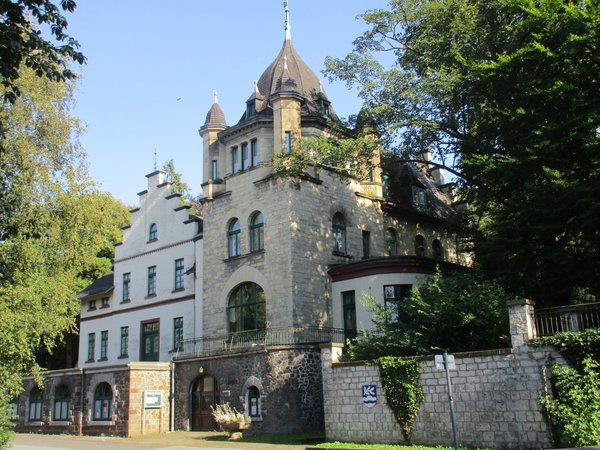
[174, 345, 323, 434]
[321, 344, 563, 449]
[15, 363, 170, 437]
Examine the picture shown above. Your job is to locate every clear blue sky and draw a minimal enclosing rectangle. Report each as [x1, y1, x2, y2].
[66, 1, 389, 206]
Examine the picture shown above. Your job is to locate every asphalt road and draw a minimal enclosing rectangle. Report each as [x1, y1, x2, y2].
[9, 432, 311, 450]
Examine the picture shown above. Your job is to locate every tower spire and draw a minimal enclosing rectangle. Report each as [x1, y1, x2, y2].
[284, 0, 291, 41]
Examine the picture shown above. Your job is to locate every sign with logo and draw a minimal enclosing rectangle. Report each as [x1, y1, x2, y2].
[144, 390, 163, 409]
[435, 354, 456, 370]
[362, 384, 377, 408]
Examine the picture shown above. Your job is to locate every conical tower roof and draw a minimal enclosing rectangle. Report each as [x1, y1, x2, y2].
[203, 92, 226, 128]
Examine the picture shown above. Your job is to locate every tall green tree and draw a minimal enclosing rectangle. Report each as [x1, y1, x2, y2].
[321, 0, 600, 306]
[0, 0, 84, 104]
[0, 67, 128, 434]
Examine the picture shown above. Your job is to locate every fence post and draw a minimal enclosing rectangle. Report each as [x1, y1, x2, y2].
[507, 298, 537, 349]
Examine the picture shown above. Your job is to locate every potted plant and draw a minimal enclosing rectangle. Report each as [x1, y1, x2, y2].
[210, 403, 251, 439]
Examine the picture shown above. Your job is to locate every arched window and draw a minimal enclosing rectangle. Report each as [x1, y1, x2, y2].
[249, 212, 264, 252]
[414, 235, 426, 257]
[28, 387, 43, 421]
[246, 386, 261, 419]
[332, 213, 346, 254]
[149, 223, 158, 241]
[227, 219, 241, 257]
[386, 228, 399, 256]
[93, 382, 112, 421]
[432, 239, 443, 261]
[53, 385, 70, 421]
[227, 282, 266, 333]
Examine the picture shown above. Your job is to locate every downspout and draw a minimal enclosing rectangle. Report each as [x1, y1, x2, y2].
[170, 356, 176, 431]
[78, 369, 85, 436]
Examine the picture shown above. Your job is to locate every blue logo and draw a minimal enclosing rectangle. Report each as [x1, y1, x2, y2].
[362, 384, 377, 408]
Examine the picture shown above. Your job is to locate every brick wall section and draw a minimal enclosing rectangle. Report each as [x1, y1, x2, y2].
[321, 344, 564, 449]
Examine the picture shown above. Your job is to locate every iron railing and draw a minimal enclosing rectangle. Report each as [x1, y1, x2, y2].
[534, 302, 600, 337]
[175, 326, 345, 359]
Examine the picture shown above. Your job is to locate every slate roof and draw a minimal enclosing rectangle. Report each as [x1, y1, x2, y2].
[204, 101, 227, 128]
[78, 272, 114, 299]
[238, 38, 338, 123]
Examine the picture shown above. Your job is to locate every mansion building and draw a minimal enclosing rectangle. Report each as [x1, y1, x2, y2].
[14, 5, 467, 437]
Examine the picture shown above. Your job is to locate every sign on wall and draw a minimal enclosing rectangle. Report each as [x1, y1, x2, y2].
[144, 390, 163, 409]
[362, 384, 377, 408]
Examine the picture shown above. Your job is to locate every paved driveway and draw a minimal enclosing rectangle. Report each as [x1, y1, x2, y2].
[10, 432, 312, 450]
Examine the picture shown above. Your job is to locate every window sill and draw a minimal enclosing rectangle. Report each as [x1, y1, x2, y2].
[85, 359, 95, 364]
[87, 307, 97, 312]
[100, 305, 110, 309]
[98, 357, 108, 362]
[224, 249, 265, 262]
[332, 251, 353, 259]
[118, 354, 129, 359]
[90, 420, 114, 426]
[49, 421, 70, 426]
[172, 288, 185, 293]
[145, 294, 157, 299]
[26, 421, 44, 426]
[147, 239, 158, 244]
[120, 299, 131, 304]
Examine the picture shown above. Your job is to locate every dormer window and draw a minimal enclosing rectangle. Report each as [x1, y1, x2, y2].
[149, 223, 158, 241]
[411, 186, 428, 209]
[246, 102, 256, 118]
[323, 102, 330, 118]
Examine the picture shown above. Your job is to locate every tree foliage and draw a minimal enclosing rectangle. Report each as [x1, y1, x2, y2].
[0, 0, 84, 104]
[162, 159, 193, 205]
[0, 67, 128, 431]
[348, 270, 511, 360]
[323, 0, 600, 306]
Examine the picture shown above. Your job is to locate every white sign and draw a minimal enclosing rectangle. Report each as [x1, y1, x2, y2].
[362, 384, 377, 408]
[435, 354, 456, 370]
[144, 390, 163, 409]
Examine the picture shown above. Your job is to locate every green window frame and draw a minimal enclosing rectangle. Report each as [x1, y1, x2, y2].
[251, 139, 258, 166]
[120, 326, 129, 358]
[386, 228, 398, 256]
[227, 282, 266, 333]
[173, 317, 183, 351]
[100, 330, 108, 360]
[147, 266, 156, 296]
[241, 142, 249, 170]
[141, 320, 159, 361]
[149, 223, 158, 241]
[383, 284, 412, 322]
[231, 146, 239, 173]
[87, 332, 95, 362]
[53, 385, 70, 421]
[342, 290, 357, 340]
[412, 186, 427, 208]
[332, 213, 346, 254]
[228, 219, 241, 257]
[93, 382, 112, 421]
[174, 258, 184, 290]
[362, 230, 371, 259]
[249, 212, 264, 252]
[122, 272, 130, 301]
[414, 235, 426, 257]
[28, 387, 43, 421]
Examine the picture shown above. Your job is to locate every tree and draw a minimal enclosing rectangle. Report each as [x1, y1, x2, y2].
[0, 0, 84, 104]
[0, 66, 128, 433]
[162, 159, 193, 205]
[347, 270, 511, 360]
[318, 0, 600, 306]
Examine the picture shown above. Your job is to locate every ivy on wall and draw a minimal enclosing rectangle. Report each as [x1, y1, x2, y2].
[378, 356, 424, 443]
[534, 330, 600, 446]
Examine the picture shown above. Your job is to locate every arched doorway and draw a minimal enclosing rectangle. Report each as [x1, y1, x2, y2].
[191, 375, 217, 431]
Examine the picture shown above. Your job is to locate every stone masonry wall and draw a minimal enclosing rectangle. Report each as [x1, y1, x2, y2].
[321, 345, 562, 449]
[174, 346, 323, 434]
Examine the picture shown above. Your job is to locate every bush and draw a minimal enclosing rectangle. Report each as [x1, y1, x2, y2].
[0, 426, 14, 450]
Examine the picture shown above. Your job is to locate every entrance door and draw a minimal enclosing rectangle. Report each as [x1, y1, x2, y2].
[342, 290, 357, 340]
[191, 375, 217, 431]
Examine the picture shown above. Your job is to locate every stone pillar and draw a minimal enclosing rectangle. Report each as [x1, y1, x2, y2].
[507, 299, 536, 349]
[320, 342, 343, 369]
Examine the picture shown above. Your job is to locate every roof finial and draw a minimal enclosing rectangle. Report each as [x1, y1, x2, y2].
[214, 90, 219, 104]
[284, 0, 291, 41]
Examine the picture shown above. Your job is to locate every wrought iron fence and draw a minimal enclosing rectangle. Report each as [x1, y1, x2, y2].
[175, 326, 345, 359]
[534, 302, 600, 337]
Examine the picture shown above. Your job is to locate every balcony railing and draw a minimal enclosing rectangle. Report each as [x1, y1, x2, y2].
[175, 326, 345, 359]
[534, 302, 600, 337]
